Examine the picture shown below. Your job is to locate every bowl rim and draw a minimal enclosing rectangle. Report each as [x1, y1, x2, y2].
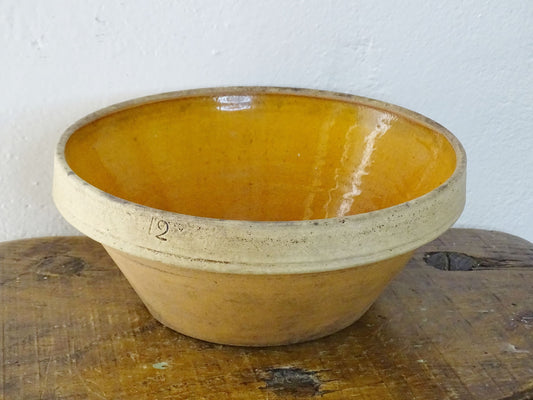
[53, 86, 466, 274]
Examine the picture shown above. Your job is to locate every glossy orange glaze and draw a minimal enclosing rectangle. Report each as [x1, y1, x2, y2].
[65, 93, 456, 221]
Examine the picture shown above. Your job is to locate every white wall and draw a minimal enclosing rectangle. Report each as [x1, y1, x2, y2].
[1, 0, 532, 242]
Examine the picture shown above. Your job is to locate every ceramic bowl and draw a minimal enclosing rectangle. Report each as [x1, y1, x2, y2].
[53, 87, 466, 346]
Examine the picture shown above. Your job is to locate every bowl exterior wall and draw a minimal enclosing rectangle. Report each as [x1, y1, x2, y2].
[104, 246, 413, 346]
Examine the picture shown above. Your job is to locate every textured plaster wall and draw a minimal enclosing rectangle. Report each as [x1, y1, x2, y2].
[1, 0, 532, 242]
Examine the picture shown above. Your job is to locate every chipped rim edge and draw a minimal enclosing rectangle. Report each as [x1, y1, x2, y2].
[53, 86, 466, 275]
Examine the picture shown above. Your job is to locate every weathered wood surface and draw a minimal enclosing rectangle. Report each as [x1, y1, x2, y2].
[1, 229, 532, 400]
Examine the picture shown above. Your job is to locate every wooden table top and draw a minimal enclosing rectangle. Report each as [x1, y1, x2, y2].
[1, 229, 532, 400]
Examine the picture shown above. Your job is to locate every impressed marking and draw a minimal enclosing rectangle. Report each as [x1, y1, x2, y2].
[149, 218, 169, 241]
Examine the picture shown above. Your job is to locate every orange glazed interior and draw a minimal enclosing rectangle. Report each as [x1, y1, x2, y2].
[65, 93, 456, 221]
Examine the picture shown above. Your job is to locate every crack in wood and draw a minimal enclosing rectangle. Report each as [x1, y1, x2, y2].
[34, 255, 88, 280]
[258, 367, 334, 397]
[516, 311, 533, 326]
[424, 251, 533, 271]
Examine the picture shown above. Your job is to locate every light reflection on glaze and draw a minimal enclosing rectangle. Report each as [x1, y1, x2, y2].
[338, 113, 395, 217]
[216, 95, 252, 111]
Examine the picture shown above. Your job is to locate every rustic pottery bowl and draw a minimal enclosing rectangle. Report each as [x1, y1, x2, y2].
[53, 87, 466, 346]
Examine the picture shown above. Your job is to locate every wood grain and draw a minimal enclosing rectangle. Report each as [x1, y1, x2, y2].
[1, 229, 532, 399]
